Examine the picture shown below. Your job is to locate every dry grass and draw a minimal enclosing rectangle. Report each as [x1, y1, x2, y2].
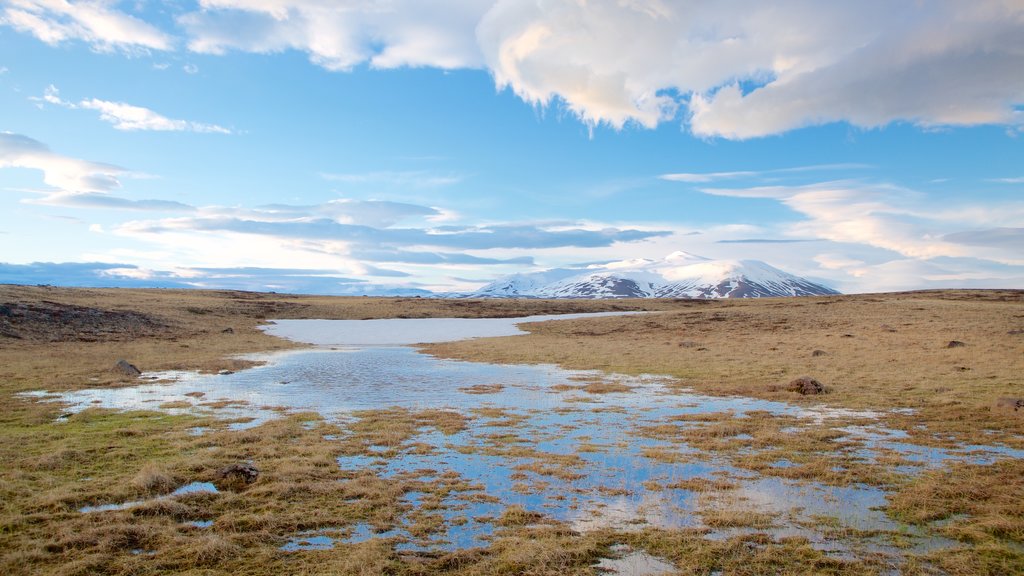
[427, 290, 1024, 445]
[2, 285, 1022, 574]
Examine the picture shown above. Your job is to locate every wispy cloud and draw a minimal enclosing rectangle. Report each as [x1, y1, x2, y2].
[321, 170, 463, 188]
[0, 131, 124, 193]
[988, 177, 1024, 184]
[0, 132, 195, 212]
[36, 86, 232, 133]
[0, 262, 432, 296]
[660, 164, 870, 183]
[697, 180, 1024, 264]
[0, 0, 172, 52]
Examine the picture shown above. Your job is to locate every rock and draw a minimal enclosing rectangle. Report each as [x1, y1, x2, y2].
[995, 397, 1023, 413]
[114, 359, 141, 377]
[811, 350, 828, 357]
[221, 327, 234, 334]
[217, 369, 234, 375]
[786, 376, 826, 395]
[946, 340, 966, 348]
[218, 463, 259, 489]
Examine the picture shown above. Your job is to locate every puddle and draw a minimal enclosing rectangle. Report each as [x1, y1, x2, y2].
[79, 482, 218, 513]
[172, 482, 219, 496]
[262, 312, 643, 346]
[595, 544, 676, 576]
[32, 314, 1019, 564]
[282, 534, 335, 552]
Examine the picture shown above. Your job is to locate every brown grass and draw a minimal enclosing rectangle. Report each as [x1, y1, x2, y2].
[2, 285, 1022, 574]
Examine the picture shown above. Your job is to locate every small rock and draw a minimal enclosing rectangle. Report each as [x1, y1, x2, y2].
[221, 327, 234, 334]
[218, 463, 259, 489]
[880, 324, 897, 332]
[786, 376, 826, 395]
[114, 359, 141, 377]
[995, 397, 1023, 413]
[811, 350, 828, 357]
[217, 369, 234, 375]
[946, 340, 966, 348]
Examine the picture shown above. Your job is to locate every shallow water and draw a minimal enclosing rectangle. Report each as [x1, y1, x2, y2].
[30, 315, 1019, 563]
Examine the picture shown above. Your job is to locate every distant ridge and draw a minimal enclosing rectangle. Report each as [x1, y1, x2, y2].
[457, 251, 839, 299]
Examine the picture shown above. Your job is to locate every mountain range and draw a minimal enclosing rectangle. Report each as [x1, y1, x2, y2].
[458, 251, 839, 299]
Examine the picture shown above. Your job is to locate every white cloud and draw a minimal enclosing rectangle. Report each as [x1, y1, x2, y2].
[1, 0, 172, 52]
[0, 131, 124, 192]
[989, 177, 1024, 184]
[6, 2, 1023, 137]
[37, 85, 232, 133]
[179, 0, 489, 71]
[697, 180, 1024, 265]
[660, 164, 868, 183]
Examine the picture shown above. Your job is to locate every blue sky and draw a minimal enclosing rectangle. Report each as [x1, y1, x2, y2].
[1, 0, 1022, 295]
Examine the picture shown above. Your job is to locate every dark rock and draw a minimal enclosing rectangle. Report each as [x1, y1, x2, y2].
[221, 327, 234, 334]
[786, 376, 826, 395]
[995, 397, 1023, 413]
[946, 340, 966, 348]
[811, 350, 828, 357]
[218, 463, 259, 489]
[114, 359, 141, 377]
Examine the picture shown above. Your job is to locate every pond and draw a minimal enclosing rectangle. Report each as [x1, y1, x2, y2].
[27, 313, 1020, 562]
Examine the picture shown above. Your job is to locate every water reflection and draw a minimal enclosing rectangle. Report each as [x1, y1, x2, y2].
[27, 315, 1020, 563]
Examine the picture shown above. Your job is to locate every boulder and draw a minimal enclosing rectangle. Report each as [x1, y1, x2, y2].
[995, 397, 1023, 413]
[114, 359, 141, 377]
[786, 376, 826, 395]
[218, 463, 259, 490]
[946, 340, 966, 348]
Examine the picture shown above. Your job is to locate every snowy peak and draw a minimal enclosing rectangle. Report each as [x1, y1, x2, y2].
[467, 253, 838, 299]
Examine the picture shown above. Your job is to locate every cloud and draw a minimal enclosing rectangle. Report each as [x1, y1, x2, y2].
[349, 249, 534, 266]
[989, 177, 1024, 184]
[321, 170, 462, 188]
[0, 132, 195, 211]
[179, 0, 488, 71]
[0, 261, 433, 295]
[25, 191, 195, 212]
[0, 131, 124, 192]
[660, 164, 870, 183]
[479, 0, 1024, 135]
[120, 216, 669, 251]
[824, 257, 1024, 293]
[944, 228, 1024, 250]
[7, 2, 1024, 137]
[716, 238, 812, 244]
[697, 180, 1024, 264]
[1, 0, 172, 52]
[37, 86, 232, 133]
[236, 199, 441, 228]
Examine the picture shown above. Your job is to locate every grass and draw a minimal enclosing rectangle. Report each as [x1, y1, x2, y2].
[1, 285, 1022, 574]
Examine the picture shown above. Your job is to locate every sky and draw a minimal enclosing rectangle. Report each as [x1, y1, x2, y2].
[0, 0, 1022, 295]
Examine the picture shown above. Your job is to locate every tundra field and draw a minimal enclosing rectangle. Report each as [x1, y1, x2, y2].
[0, 285, 1021, 575]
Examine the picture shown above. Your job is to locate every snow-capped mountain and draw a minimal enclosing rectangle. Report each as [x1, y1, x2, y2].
[464, 252, 839, 299]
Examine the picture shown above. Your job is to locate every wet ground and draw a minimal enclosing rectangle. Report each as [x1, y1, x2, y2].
[26, 315, 1024, 569]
